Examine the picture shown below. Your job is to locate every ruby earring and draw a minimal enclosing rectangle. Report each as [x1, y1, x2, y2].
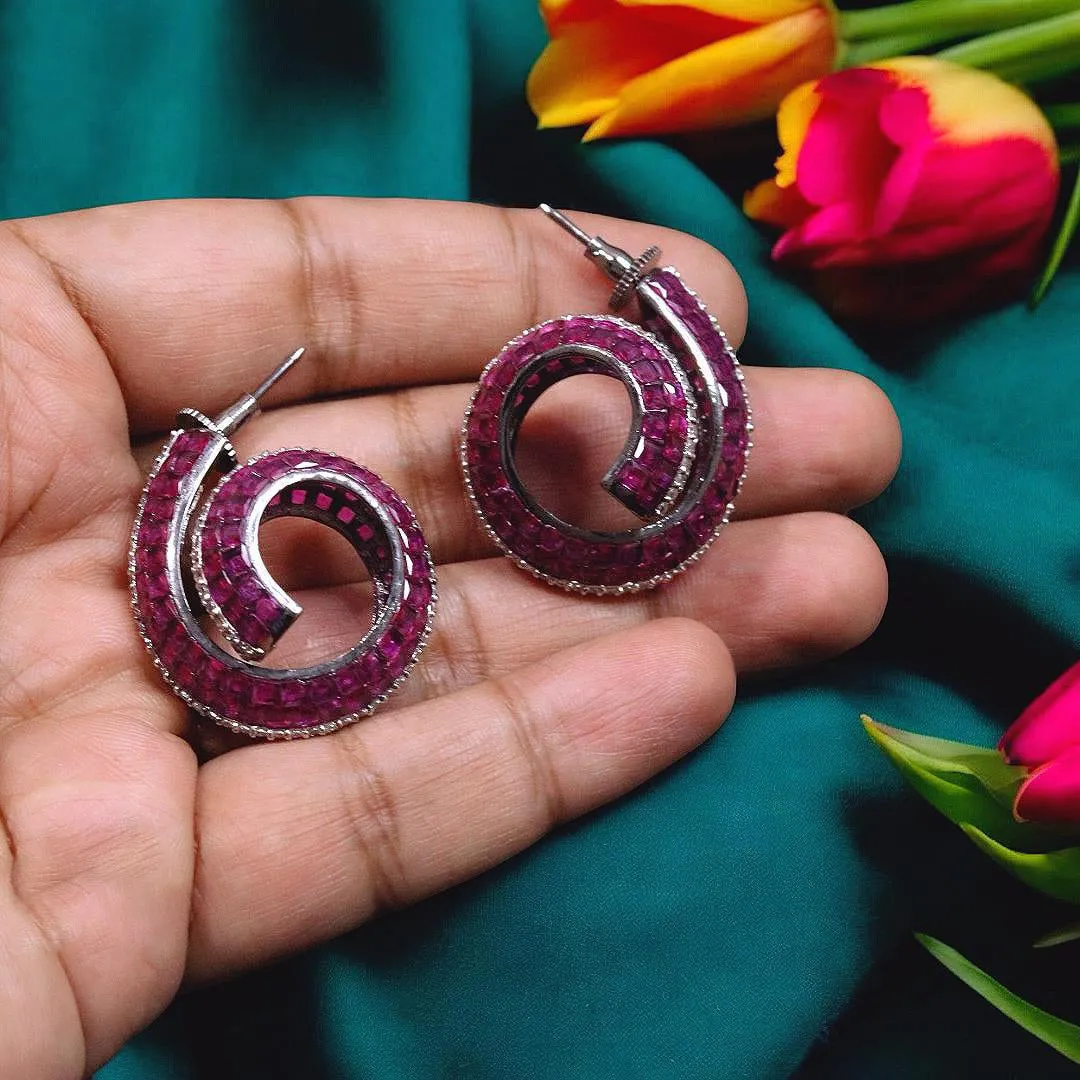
[129, 349, 436, 739]
[461, 205, 752, 594]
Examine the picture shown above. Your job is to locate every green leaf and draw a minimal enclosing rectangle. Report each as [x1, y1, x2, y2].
[1041, 103, 1080, 130]
[861, 716, 1040, 850]
[1031, 165, 1080, 307]
[961, 824, 1080, 904]
[841, 0, 1080, 44]
[1034, 922, 1080, 949]
[939, 11, 1080, 86]
[917, 934, 1080, 1063]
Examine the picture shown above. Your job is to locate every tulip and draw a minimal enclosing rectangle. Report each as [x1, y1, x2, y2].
[744, 58, 1059, 319]
[527, 0, 838, 140]
[1000, 661, 1080, 825]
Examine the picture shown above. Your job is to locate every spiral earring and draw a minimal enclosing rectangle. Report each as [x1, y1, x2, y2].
[461, 205, 752, 594]
[129, 349, 436, 739]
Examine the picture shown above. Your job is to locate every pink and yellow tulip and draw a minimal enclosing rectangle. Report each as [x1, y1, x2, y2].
[527, 0, 838, 140]
[744, 58, 1059, 319]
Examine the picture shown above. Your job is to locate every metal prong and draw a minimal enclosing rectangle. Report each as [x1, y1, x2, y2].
[213, 347, 306, 436]
[539, 204, 595, 248]
[539, 204, 661, 310]
[251, 347, 305, 402]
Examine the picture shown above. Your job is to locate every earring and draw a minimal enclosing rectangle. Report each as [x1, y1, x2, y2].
[129, 349, 436, 740]
[461, 205, 752, 594]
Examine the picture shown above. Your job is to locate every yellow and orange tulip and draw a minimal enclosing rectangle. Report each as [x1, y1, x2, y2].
[745, 58, 1060, 319]
[527, 0, 838, 140]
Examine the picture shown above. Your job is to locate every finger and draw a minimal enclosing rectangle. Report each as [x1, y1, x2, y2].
[10, 199, 748, 432]
[132, 366, 901, 566]
[188, 617, 733, 979]
[213, 511, 887, 696]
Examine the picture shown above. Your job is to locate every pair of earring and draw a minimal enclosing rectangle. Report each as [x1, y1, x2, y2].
[130, 206, 752, 740]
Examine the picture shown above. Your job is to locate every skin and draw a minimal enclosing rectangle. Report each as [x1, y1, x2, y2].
[0, 198, 901, 1078]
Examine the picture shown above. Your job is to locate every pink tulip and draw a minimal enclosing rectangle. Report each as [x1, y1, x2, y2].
[744, 57, 1059, 320]
[1000, 661, 1080, 824]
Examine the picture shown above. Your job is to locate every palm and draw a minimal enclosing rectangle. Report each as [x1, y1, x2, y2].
[0, 198, 899, 1078]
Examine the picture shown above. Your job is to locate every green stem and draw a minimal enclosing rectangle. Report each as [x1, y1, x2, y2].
[1031, 165, 1080, 307]
[841, 0, 1080, 42]
[1042, 103, 1080, 130]
[939, 11, 1080, 84]
[841, 30, 954, 66]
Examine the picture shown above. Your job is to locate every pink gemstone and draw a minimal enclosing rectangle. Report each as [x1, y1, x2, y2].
[359, 651, 384, 685]
[409, 580, 432, 609]
[141, 521, 169, 548]
[208, 578, 232, 608]
[337, 506, 356, 525]
[560, 537, 589, 568]
[134, 547, 161, 574]
[641, 414, 666, 440]
[145, 576, 170, 601]
[639, 538, 670, 573]
[641, 386, 667, 410]
[685, 508, 711, 542]
[218, 523, 242, 551]
[723, 407, 746, 435]
[223, 554, 246, 578]
[633, 359, 666, 382]
[533, 324, 563, 351]
[255, 596, 281, 626]
[202, 550, 224, 579]
[619, 467, 648, 495]
[142, 497, 171, 521]
[278, 681, 306, 708]
[236, 576, 261, 603]
[380, 631, 403, 662]
[160, 635, 185, 665]
[537, 527, 562, 554]
[237, 616, 264, 644]
[252, 682, 277, 706]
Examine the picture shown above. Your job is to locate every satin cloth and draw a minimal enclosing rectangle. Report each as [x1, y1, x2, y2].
[2, 2, 1076, 1076]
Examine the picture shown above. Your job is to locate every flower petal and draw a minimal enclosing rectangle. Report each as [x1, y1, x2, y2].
[875, 57, 1057, 155]
[743, 177, 813, 228]
[1001, 661, 1080, 766]
[582, 6, 835, 139]
[795, 67, 897, 210]
[1015, 746, 1080, 826]
[528, 12, 719, 128]
[773, 78, 820, 189]
[540, 0, 613, 33]
[619, 0, 824, 19]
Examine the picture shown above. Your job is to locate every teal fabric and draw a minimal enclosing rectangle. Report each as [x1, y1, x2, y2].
[2, 1, 1077, 1076]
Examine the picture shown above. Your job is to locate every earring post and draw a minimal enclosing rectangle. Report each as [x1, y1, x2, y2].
[538, 204, 595, 248]
[251, 347, 305, 401]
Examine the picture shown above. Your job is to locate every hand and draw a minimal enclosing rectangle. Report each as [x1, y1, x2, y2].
[0, 199, 900, 1077]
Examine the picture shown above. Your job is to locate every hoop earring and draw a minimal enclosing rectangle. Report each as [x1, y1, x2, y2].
[461, 205, 751, 594]
[130, 349, 436, 739]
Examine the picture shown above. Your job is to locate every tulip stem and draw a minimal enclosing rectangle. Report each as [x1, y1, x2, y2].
[1031, 165, 1080, 308]
[841, 31, 951, 67]
[939, 11, 1080, 85]
[1042, 103, 1080, 130]
[841, 0, 1080, 43]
